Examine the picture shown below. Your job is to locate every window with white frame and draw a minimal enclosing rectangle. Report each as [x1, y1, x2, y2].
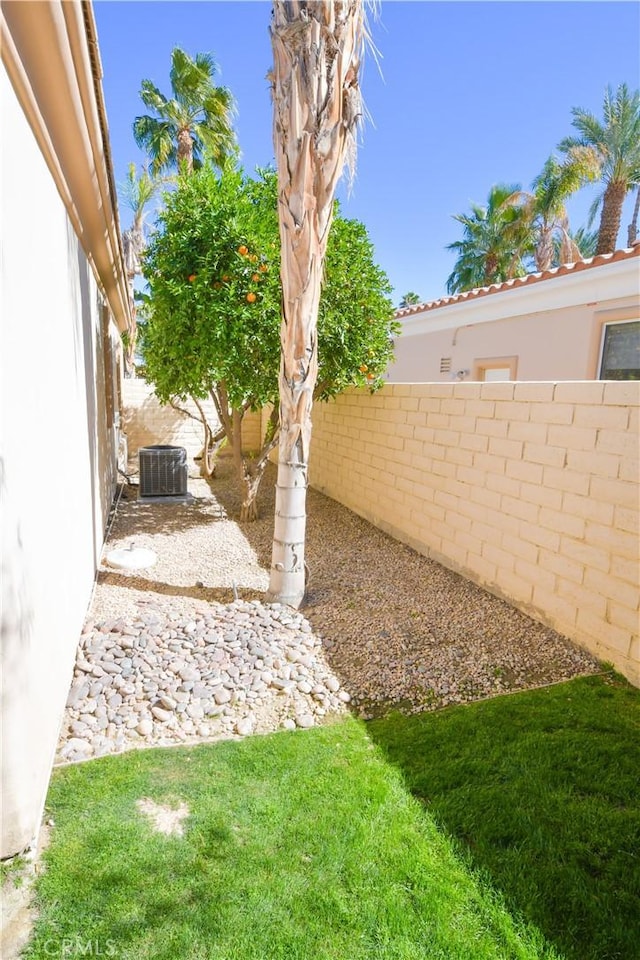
[599, 320, 640, 380]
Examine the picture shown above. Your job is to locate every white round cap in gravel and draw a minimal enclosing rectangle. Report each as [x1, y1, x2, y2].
[105, 546, 157, 570]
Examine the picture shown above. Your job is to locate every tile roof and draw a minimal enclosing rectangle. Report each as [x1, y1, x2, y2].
[395, 244, 640, 319]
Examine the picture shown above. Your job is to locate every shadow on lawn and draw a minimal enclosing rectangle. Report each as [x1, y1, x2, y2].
[366, 673, 640, 960]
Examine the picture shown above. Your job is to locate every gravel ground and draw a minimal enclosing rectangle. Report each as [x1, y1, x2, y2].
[83, 455, 599, 723]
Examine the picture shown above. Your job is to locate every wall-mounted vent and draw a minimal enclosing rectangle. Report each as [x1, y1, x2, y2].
[138, 445, 188, 498]
[440, 357, 452, 373]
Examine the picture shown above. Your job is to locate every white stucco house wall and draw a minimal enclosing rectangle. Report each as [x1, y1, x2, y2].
[388, 246, 640, 383]
[1, 0, 132, 858]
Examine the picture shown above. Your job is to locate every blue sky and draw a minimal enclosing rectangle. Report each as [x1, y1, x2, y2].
[95, 1, 640, 304]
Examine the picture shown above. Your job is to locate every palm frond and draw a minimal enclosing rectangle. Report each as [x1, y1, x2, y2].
[587, 191, 605, 229]
[139, 80, 168, 115]
[133, 116, 177, 177]
[171, 48, 220, 109]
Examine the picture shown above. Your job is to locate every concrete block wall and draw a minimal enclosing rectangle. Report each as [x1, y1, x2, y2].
[122, 379, 262, 463]
[310, 381, 639, 685]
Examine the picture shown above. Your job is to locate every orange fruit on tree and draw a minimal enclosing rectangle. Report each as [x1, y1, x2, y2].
[246, 292, 257, 303]
[252, 273, 261, 282]
[367, 372, 375, 380]
[359, 363, 368, 373]
[222, 274, 230, 282]
[188, 274, 196, 282]
[238, 245, 248, 256]
[258, 263, 268, 273]
[249, 254, 258, 263]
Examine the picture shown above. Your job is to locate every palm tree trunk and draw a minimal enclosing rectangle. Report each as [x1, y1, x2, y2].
[596, 180, 627, 254]
[535, 223, 554, 272]
[177, 127, 193, 173]
[267, 0, 364, 607]
[627, 185, 640, 247]
[558, 216, 581, 266]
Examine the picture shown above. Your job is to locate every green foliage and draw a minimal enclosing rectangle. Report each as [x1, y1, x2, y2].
[446, 184, 533, 293]
[317, 215, 398, 398]
[140, 165, 398, 411]
[118, 162, 158, 221]
[445, 84, 638, 287]
[399, 291, 421, 308]
[141, 166, 280, 410]
[560, 83, 640, 194]
[133, 47, 236, 176]
[560, 83, 640, 252]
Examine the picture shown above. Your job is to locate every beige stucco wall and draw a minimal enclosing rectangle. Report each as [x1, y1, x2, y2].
[122, 379, 263, 463]
[389, 255, 639, 383]
[1, 63, 118, 857]
[310, 382, 639, 685]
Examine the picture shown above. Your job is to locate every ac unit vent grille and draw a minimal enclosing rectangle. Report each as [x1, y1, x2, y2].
[138, 445, 188, 498]
[440, 357, 452, 373]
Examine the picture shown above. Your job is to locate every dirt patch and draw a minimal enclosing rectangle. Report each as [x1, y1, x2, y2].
[136, 798, 190, 837]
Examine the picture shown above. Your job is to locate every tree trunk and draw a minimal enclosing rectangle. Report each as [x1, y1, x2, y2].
[239, 451, 275, 523]
[485, 252, 498, 282]
[558, 216, 581, 266]
[232, 408, 280, 523]
[177, 127, 193, 174]
[239, 407, 280, 521]
[535, 223, 554, 272]
[627, 185, 640, 247]
[267, 0, 364, 607]
[596, 180, 627, 255]
[193, 398, 225, 479]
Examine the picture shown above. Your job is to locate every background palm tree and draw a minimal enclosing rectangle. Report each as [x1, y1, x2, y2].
[120, 162, 157, 277]
[399, 291, 421, 308]
[527, 151, 599, 270]
[133, 47, 236, 176]
[446, 184, 532, 294]
[119, 163, 158, 373]
[559, 83, 640, 254]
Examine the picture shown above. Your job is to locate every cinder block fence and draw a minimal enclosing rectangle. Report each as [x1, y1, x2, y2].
[310, 381, 639, 685]
[121, 379, 262, 462]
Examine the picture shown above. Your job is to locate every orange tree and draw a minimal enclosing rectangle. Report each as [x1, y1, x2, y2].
[140, 165, 398, 520]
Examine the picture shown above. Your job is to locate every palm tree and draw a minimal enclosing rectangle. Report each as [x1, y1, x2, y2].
[120, 163, 157, 277]
[267, 0, 365, 608]
[552, 225, 598, 265]
[399, 292, 421, 308]
[133, 48, 236, 176]
[527, 151, 599, 270]
[119, 163, 158, 373]
[559, 83, 640, 255]
[446, 184, 532, 294]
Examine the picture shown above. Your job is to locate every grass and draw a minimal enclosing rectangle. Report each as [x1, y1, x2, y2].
[25, 718, 559, 960]
[368, 673, 640, 960]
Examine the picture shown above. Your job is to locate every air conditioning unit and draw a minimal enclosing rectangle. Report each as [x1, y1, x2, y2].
[138, 445, 188, 499]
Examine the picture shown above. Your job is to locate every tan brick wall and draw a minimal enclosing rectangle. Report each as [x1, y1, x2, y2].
[310, 382, 640, 686]
[122, 379, 262, 463]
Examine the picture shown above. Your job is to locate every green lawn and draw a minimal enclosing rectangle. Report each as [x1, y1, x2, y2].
[25, 718, 557, 960]
[368, 674, 640, 960]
